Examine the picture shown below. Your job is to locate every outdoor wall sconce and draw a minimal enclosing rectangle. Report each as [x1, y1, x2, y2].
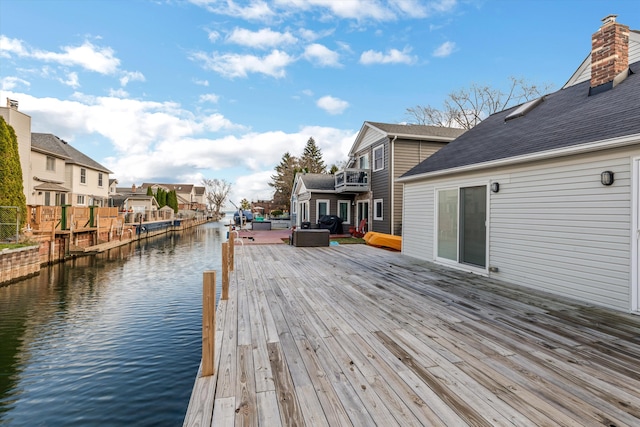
[601, 171, 614, 186]
[491, 182, 500, 193]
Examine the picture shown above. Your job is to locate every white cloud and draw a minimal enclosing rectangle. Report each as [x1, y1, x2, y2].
[227, 27, 297, 49]
[193, 78, 210, 86]
[432, 40, 456, 57]
[60, 72, 80, 88]
[316, 95, 349, 115]
[120, 71, 145, 86]
[191, 49, 295, 78]
[0, 76, 30, 91]
[303, 43, 341, 67]
[1, 89, 354, 201]
[0, 35, 29, 57]
[108, 88, 129, 97]
[189, 0, 276, 21]
[199, 93, 220, 103]
[359, 47, 417, 65]
[207, 30, 221, 43]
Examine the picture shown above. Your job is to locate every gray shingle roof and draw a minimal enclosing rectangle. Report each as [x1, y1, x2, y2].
[299, 173, 336, 191]
[31, 133, 112, 173]
[401, 61, 640, 179]
[366, 122, 466, 139]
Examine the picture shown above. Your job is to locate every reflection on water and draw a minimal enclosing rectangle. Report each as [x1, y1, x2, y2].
[0, 222, 225, 426]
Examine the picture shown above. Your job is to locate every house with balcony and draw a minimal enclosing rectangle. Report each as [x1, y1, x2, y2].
[291, 122, 464, 234]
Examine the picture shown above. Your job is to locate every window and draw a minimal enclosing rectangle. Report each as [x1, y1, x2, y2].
[44, 192, 51, 206]
[436, 186, 487, 268]
[316, 199, 329, 222]
[358, 154, 369, 169]
[98, 173, 103, 187]
[374, 199, 383, 220]
[373, 145, 384, 171]
[77, 195, 85, 205]
[46, 156, 55, 171]
[338, 200, 350, 223]
[80, 168, 86, 184]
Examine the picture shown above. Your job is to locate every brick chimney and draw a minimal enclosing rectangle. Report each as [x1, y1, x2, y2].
[132, 184, 137, 193]
[591, 14, 629, 89]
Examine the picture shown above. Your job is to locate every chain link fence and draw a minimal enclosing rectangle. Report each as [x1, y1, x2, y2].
[0, 206, 20, 242]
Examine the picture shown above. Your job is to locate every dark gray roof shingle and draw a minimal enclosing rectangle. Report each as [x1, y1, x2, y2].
[31, 133, 112, 173]
[299, 173, 336, 191]
[402, 61, 640, 179]
[366, 121, 466, 139]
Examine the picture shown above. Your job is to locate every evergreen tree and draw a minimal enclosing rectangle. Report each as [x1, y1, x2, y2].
[155, 188, 167, 208]
[146, 186, 153, 196]
[299, 137, 326, 174]
[0, 117, 27, 230]
[167, 190, 178, 213]
[269, 152, 299, 209]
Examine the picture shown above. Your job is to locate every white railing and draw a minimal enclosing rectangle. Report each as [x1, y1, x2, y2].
[335, 169, 369, 192]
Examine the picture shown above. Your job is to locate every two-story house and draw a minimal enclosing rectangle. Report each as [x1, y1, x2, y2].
[291, 122, 465, 234]
[1, 100, 112, 207]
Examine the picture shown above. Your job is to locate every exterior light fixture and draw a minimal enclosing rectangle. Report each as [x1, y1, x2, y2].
[491, 182, 500, 193]
[601, 171, 614, 186]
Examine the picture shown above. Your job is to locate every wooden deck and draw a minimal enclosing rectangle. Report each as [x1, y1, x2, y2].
[184, 244, 640, 427]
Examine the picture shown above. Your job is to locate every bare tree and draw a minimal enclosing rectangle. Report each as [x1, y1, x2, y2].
[406, 77, 553, 129]
[202, 178, 231, 219]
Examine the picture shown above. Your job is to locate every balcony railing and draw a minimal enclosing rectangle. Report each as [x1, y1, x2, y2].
[335, 169, 369, 193]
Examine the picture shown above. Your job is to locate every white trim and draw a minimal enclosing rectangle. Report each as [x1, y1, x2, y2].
[358, 153, 369, 169]
[338, 200, 350, 223]
[397, 133, 640, 183]
[373, 145, 384, 172]
[374, 198, 383, 220]
[316, 199, 330, 223]
[632, 157, 640, 313]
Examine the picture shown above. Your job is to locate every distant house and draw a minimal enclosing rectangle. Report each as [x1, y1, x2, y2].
[139, 183, 207, 213]
[399, 16, 640, 312]
[290, 122, 464, 233]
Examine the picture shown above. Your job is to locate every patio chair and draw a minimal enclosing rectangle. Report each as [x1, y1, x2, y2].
[349, 219, 367, 238]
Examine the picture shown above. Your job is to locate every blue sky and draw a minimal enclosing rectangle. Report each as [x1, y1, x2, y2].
[1, 0, 638, 205]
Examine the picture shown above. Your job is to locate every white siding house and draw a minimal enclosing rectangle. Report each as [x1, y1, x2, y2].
[399, 16, 640, 313]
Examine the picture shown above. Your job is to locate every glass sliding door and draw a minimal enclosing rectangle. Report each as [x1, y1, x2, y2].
[437, 189, 458, 261]
[436, 186, 487, 268]
[459, 186, 486, 267]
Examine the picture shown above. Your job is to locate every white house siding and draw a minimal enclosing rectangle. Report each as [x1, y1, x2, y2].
[402, 184, 435, 258]
[403, 147, 640, 311]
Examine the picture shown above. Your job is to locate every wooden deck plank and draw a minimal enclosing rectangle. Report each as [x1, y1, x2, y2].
[184, 244, 640, 427]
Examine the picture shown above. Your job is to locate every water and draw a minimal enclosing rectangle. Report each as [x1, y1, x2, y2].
[0, 221, 226, 426]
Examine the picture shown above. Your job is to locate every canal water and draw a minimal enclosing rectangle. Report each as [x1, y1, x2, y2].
[0, 221, 226, 426]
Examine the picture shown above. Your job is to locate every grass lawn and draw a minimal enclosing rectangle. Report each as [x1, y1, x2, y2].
[0, 243, 35, 250]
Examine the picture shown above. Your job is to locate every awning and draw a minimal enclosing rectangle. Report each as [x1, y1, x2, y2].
[33, 182, 71, 192]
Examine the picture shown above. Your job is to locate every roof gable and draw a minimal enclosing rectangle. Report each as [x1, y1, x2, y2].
[31, 133, 112, 173]
[348, 121, 465, 158]
[401, 61, 640, 180]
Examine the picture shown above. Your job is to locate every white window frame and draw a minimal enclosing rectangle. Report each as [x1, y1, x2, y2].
[77, 195, 85, 205]
[80, 168, 87, 184]
[374, 198, 383, 220]
[358, 154, 369, 170]
[316, 199, 330, 223]
[338, 200, 351, 223]
[46, 156, 55, 171]
[373, 145, 384, 171]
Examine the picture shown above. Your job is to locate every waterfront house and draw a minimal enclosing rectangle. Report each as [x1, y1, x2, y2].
[290, 122, 464, 233]
[0, 100, 112, 208]
[139, 183, 207, 215]
[398, 15, 640, 312]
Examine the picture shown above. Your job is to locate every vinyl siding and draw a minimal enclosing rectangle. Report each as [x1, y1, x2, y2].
[370, 140, 390, 233]
[394, 141, 447, 235]
[403, 147, 639, 311]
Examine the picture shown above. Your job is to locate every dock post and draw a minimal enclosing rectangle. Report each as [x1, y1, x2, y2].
[221, 242, 229, 300]
[228, 225, 235, 271]
[202, 270, 216, 376]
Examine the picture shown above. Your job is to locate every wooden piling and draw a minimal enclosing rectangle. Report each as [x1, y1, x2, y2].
[202, 270, 216, 376]
[228, 229, 235, 272]
[221, 242, 229, 300]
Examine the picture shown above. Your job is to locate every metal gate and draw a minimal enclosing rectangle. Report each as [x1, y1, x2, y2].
[0, 206, 20, 242]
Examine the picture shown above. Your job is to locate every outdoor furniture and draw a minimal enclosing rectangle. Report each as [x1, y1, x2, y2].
[252, 221, 272, 231]
[292, 229, 329, 247]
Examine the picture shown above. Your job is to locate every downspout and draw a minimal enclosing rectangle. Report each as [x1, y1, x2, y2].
[390, 135, 397, 235]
